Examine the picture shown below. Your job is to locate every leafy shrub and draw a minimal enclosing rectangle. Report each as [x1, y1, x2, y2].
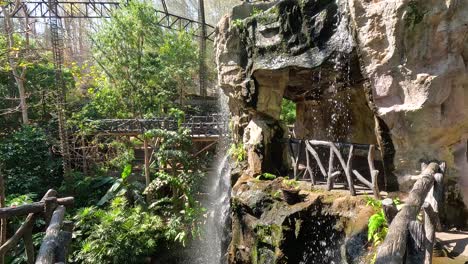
[229, 143, 247, 162]
[280, 98, 296, 125]
[74, 198, 165, 264]
[59, 171, 114, 208]
[0, 126, 62, 196]
[365, 196, 403, 262]
[97, 164, 145, 206]
[256, 173, 277, 180]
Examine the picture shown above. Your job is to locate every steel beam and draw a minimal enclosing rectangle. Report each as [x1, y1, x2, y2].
[0, 1, 215, 40]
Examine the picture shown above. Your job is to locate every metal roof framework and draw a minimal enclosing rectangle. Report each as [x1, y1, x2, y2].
[0, 0, 215, 40]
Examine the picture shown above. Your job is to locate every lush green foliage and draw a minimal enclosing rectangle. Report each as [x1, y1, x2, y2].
[0, 33, 75, 131]
[74, 198, 165, 264]
[365, 197, 401, 251]
[256, 172, 277, 180]
[280, 98, 296, 125]
[0, 1, 211, 263]
[74, 0, 198, 121]
[73, 128, 205, 262]
[229, 143, 247, 162]
[97, 164, 145, 206]
[0, 126, 62, 195]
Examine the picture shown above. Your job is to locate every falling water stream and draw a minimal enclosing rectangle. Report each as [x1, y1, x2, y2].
[192, 92, 231, 264]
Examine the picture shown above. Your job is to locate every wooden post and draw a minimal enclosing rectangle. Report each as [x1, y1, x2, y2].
[381, 198, 398, 224]
[423, 171, 444, 264]
[345, 145, 356, 196]
[288, 140, 301, 180]
[368, 145, 380, 198]
[305, 141, 327, 178]
[375, 162, 440, 264]
[327, 147, 335, 191]
[407, 220, 426, 263]
[304, 149, 315, 184]
[24, 226, 34, 264]
[55, 221, 74, 264]
[36, 205, 66, 264]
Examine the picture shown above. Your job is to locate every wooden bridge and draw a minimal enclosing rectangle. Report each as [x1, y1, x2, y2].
[69, 115, 228, 173]
[81, 115, 228, 141]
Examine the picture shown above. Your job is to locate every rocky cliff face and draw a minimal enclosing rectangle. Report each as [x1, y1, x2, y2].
[216, 0, 468, 261]
[229, 175, 373, 264]
[348, 0, 468, 223]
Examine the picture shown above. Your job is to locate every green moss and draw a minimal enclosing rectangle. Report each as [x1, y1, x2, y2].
[266, 6, 279, 16]
[294, 219, 303, 238]
[255, 223, 283, 248]
[232, 18, 245, 29]
[251, 242, 258, 264]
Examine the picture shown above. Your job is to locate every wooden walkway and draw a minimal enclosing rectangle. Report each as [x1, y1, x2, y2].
[81, 115, 228, 141]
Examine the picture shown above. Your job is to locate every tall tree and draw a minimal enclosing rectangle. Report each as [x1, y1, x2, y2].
[1, 3, 29, 124]
[198, 0, 207, 97]
[89, 0, 198, 119]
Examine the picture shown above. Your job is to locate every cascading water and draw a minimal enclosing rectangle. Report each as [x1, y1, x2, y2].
[192, 92, 231, 264]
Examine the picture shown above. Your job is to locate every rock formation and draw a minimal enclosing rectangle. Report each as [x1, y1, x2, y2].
[215, 0, 468, 262]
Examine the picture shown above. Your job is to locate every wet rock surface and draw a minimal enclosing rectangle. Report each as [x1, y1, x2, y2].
[216, 0, 468, 226]
[229, 176, 372, 264]
[215, 0, 468, 262]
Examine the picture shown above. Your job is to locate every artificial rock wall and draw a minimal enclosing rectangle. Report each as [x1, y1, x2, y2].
[216, 0, 468, 224]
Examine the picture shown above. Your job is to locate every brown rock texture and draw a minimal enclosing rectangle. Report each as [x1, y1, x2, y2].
[348, 0, 468, 174]
[229, 176, 373, 264]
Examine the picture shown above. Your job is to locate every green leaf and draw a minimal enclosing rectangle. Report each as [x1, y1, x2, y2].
[121, 164, 132, 180]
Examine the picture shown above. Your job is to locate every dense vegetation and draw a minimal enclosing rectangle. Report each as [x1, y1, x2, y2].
[0, 0, 238, 262]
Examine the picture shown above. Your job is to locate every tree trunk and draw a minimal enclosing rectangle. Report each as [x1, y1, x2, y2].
[198, 0, 207, 97]
[16, 72, 29, 125]
[144, 138, 150, 187]
[0, 166, 6, 264]
[2, 6, 29, 125]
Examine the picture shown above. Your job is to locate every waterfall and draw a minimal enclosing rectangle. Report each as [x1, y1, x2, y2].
[192, 91, 231, 264]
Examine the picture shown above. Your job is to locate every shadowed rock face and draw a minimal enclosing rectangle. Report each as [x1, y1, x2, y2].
[216, 0, 379, 179]
[228, 176, 372, 264]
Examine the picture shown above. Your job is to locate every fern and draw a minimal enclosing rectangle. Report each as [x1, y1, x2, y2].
[367, 210, 387, 243]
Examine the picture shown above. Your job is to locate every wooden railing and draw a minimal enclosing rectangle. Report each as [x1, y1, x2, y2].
[288, 139, 380, 198]
[0, 190, 74, 264]
[375, 162, 445, 264]
[82, 115, 229, 137]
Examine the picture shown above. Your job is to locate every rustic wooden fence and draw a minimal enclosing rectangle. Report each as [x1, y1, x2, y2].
[288, 139, 380, 198]
[375, 162, 445, 264]
[0, 189, 74, 264]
